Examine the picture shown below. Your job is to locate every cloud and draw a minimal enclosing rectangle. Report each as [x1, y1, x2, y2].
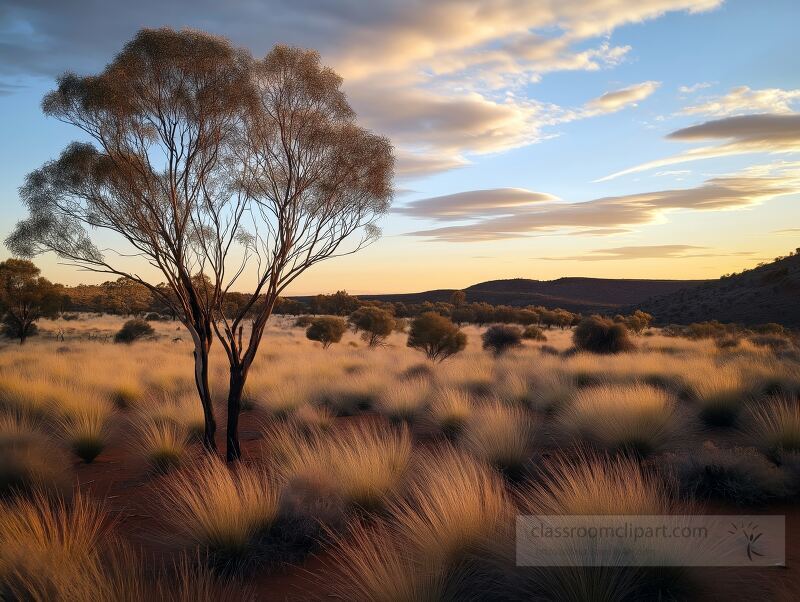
[597, 113, 800, 181]
[773, 228, 800, 234]
[396, 188, 556, 220]
[585, 81, 661, 113]
[539, 244, 755, 261]
[681, 85, 800, 116]
[679, 82, 712, 94]
[0, 0, 722, 177]
[405, 161, 800, 242]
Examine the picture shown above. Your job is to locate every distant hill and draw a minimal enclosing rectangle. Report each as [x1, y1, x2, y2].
[631, 251, 800, 327]
[350, 276, 707, 314]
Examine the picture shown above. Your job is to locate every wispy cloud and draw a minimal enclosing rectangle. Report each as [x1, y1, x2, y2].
[405, 161, 800, 242]
[585, 81, 661, 114]
[681, 85, 800, 116]
[538, 244, 755, 261]
[597, 114, 800, 181]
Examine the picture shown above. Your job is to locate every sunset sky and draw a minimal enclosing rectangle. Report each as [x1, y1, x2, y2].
[1, 0, 799, 294]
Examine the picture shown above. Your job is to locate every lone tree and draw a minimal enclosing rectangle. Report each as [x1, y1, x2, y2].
[0, 259, 61, 344]
[306, 316, 347, 349]
[348, 306, 395, 347]
[7, 29, 393, 460]
[407, 312, 467, 362]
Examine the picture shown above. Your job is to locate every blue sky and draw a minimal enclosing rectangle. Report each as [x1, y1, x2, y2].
[1, 0, 799, 293]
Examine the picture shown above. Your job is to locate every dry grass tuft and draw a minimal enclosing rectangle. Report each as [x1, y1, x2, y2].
[266, 421, 412, 511]
[748, 395, 800, 460]
[559, 384, 679, 457]
[130, 419, 189, 473]
[0, 414, 72, 499]
[689, 368, 749, 427]
[158, 455, 281, 563]
[56, 392, 112, 463]
[529, 371, 576, 414]
[378, 378, 430, 423]
[428, 387, 473, 437]
[462, 403, 534, 477]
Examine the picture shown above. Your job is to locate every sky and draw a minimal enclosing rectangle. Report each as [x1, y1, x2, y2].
[1, 0, 799, 294]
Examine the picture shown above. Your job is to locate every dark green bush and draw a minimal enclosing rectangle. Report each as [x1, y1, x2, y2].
[572, 316, 635, 354]
[522, 325, 547, 341]
[407, 312, 466, 362]
[481, 324, 522, 356]
[114, 318, 155, 343]
[306, 317, 347, 349]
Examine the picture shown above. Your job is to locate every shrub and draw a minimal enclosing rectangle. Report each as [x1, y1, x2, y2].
[113, 319, 154, 344]
[293, 315, 314, 328]
[144, 312, 165, 321]
[522, 325, 547, 341]
[305, 316, 347, 349]
[748, 395, 800, 460]
[407, 312, 467, 362]
[670, 443, 788, 506]
[0, 414, 72, 499]
[348, 306, 395, 347]
[463, 403, 534, 477]
[158, 456, 281, 566]
[572, 316, 635, 354]
[559, 384, 678, 457]
[481, 324, 522, 356]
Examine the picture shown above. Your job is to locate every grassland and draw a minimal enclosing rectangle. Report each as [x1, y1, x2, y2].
[1, 314, 799, 600]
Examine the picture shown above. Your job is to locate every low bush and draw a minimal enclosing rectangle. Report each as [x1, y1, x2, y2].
[481, 324, 523, 356]
[522, 325, 547, 341]
[305, 316, 347, 349]
[572, 316, 635, 354]
[114, 319, 154, 344]
[407, 312, 467, 362]
[348, 307, 395, 347]
[670, 443, 788, 506]
[293, 315, 314, 328]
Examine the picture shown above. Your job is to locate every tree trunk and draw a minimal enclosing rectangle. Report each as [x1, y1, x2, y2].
[226, 365, 247, 461]
[192, 339, 217, 453]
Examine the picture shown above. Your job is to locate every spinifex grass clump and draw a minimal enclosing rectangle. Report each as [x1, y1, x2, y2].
[57, 392, 111, 463]
[748, 395, 800, 461]
[428, 387, 472, 438]
[0, 413, 72, 499]
[131, 420, 189, 474]
[265, 421, 412, 512]
[559, 384, 678, 457]
[690, 369, 749, 427]
[158, 456, 281, 570]
[378, 378, 430, 424]
[463, 403, 534, 478]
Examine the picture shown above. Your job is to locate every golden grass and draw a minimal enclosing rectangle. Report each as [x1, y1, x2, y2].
[378, 377, 430, 423]
[428, 387, 473, 437]
[130, 419, 189, 473]
[136, 392, 205, 440]
[158, 455, 281, 559]
[462, 403, 534, 476]
[329, 520, 451, 602]
[688, 366, 749, 427]
[266, 421, 412, 510]
[522, 452, 672, 515]
[390, 446, 512, 562]
[56, 391, 112, 463]
[529, 371, 576, 414]
[559, 384, 679, 456]
[0, 413, 72, 499]
[748, 395, 800, 458]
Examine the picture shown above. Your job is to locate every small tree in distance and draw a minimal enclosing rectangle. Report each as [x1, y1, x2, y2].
[0, 259, 61, 344]
[573, 315, 635, 354]
[407, 312, 467, 362]
[306, 317, 347, 349]
[481, 324, 522, 356]
[348, 306, 395, 347]
[114, 318, 155, 344]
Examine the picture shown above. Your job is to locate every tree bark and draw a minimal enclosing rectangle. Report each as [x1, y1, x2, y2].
[192, 337, 217, 453]
[226, 365, 247, 461]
